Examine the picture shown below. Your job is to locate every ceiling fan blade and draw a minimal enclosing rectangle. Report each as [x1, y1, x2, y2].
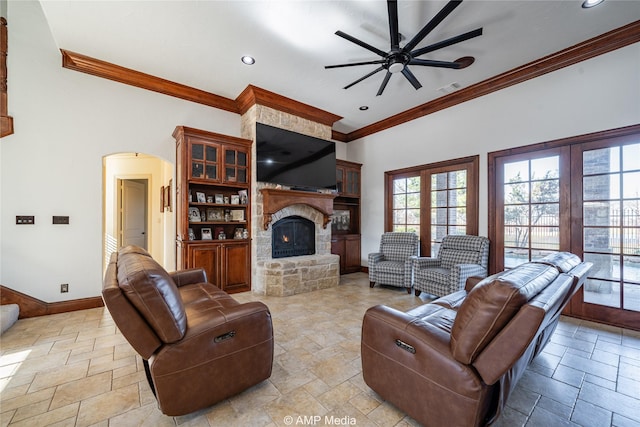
[343, 66, 385, 89]
[325, 59, 386, 69]
[376, 71, 393, 96]
[388, 0, 400, 50]
[335, 30, 387, 57]
[403, 0, 463, 53]
[409, 58, 461, 69]
[411, 28, 483, 58]
[401, 68, 422, 90]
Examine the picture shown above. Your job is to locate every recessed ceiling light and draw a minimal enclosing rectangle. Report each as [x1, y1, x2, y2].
[582, 0, 605, 8]
[241, 56, 255, 65]
[359, 106, 369, 111]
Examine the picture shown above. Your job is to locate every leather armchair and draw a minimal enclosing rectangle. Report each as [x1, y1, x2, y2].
[102, 245, 273, 416]
[412, 234, 489, 297]
[368, 232, 419, 293]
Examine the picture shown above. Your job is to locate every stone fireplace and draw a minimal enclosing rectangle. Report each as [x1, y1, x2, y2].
[239, 87, 341, 296]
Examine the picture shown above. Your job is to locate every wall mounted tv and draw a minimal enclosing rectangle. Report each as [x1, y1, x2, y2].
[256, 123, 337, 191]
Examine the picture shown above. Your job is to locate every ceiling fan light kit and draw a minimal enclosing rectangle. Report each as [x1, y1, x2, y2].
[325, 0, 482, 96]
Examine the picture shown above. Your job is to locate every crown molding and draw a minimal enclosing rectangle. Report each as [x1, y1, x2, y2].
[236, 85, 342, 127]
[344, 20, 640, 142]
[61, 49, 239, 113]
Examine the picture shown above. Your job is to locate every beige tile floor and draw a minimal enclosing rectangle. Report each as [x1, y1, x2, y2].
[1, 272, 639, 427]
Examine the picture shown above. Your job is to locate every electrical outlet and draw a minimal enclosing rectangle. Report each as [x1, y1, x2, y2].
[60, 283, 69, 293]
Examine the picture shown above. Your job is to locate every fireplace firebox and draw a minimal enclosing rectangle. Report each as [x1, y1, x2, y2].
[271, 216, 315, 258]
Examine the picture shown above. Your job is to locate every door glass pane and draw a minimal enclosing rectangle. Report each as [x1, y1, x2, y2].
[623, 144, 640, 171]
[238, 151, 247, 166]
[623, 283, 640, 311]
[226, 150, 236, 165]
[432, 208, 447, 224]
[432, 173, 447, 190]
[448, 170, 467, 188]
[584, 253, 621, 280]
[392, 177, 420, 236]
[192, 162, 203, 178]
[205, 165, 216, 180]
[584, 279, 620, 308]
[584, 201, 619, 226]
[623, 255, 640, 282]
[583, 147, 619, 174]
[502, 155, 559, 267]
[394, 194, 406, 209]
[584, 175, 619, 200]
[623, 172, 640, 199]
[237, 169, 247, 184]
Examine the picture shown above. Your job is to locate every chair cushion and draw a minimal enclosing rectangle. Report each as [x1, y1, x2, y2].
[375, 260, 405, 274]
[533, 252, 581, 273]
[117, 246, 187, 343]
[450, 263, 559, 364]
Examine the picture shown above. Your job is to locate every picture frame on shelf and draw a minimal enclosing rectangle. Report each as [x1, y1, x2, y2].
[214, 226, 225, 240]
[189, 207, 201, 222]
[206, 195, 214, 203]
[230, 195, 240, 205]
[231, 209, 245, 221]
[201, 228, 213, 240]
[215, 194, 224, 204]
[196, 192, 206, 203]
[207, 208, 223, 221]
[238, 189, 248, 205]
[188, 228, 196, 241]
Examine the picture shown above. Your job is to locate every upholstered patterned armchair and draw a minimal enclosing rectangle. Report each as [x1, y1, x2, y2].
[412, 234, 490, 297]
[368, 232, 419, 293]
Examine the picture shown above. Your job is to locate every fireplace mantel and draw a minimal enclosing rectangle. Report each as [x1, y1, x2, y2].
[260, 188, 336, 230]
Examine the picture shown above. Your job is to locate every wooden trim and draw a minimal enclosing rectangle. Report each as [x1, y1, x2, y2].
[0, 285, 104, 319]
[61, 50, 239, 113]
[260, 188, 336, 230]
[1, 17, 14, 138]
[344, 21, 640, 142]
[236, 85, 342, 127]
[331, 130, 349, 143]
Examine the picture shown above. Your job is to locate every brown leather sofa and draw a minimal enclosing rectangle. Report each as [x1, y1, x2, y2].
[102, 245, 273, 416]
[361, 252, 591, 427]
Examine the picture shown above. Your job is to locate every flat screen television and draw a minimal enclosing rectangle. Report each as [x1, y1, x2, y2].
[256, 123, 337, 191]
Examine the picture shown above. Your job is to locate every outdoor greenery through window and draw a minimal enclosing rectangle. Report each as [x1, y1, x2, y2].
[392, 176, 420, 234]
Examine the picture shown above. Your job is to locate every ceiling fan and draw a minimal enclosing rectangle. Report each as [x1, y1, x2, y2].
[325, 0, 482, 96]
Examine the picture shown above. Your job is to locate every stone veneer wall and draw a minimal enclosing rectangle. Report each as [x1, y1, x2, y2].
[241, 105, 340, 296]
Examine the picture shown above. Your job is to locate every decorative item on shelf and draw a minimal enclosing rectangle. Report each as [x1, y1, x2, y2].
[215, 194, 224, 204]
[234, 228, 244, 239]
[201, 228, 213, 240]
[242, 228, 249, 239]
[231, 209, 245, 222]
[238, 189, 248, 205]
[196, 192, 206, 203]
[188, 192, 193, 203]
[223, 196, 230, 204]
[217, 230, 226, 240]
[200, 210, 206, 222]
[231, 195, 240, 205]
[189, 207, 201, 222]
[188, 228, 196, 241]
[207, 208, 223, 221]
[206, 195, 214, 203]
[224, 210, 231, 222]
[214, 226, 224, 239]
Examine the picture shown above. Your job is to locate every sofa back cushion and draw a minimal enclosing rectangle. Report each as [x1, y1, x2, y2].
[116, 246, 187, 343]
[450, 263, 559, 364]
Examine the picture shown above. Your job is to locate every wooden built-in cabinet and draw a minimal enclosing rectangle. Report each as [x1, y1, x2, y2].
[332, 159, 362, 274]
[173, 126, 252, 293]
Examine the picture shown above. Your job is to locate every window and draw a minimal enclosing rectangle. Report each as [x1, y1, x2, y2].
[386, 156, 479, 256]
[489, 124, 640, 329]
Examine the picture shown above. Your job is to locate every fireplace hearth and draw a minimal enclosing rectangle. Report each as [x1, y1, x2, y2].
[272, 216, 315, 258]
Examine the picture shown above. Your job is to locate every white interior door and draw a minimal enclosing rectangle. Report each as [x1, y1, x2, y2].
[121, 179, 147, 249]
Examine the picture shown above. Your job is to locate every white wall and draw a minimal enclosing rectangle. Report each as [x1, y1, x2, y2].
[0, 0, 240, 301]
[348, 43, 640, 267]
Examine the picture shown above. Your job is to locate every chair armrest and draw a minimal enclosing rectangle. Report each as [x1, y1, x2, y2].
[362, 305, 482, 394]
[412, 257, 441, 270]
[368, 252, 385, 264]
[152, 301, 273, 373]
[450, 264, 487, 293]
[169, 268, 207, 287]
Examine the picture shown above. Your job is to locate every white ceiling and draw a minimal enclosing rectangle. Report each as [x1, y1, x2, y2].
[38, 0, 640, 134]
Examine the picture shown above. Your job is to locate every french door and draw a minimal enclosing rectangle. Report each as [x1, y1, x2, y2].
[490, 126, 640, 330]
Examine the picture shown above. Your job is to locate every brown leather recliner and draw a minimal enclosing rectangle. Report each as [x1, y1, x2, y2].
[361, 252, 591, 427]
[102, 245, 273, 416]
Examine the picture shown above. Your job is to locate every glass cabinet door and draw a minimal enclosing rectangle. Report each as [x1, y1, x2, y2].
[190, 141, 220, 181]
[224, 147, 248, 184]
